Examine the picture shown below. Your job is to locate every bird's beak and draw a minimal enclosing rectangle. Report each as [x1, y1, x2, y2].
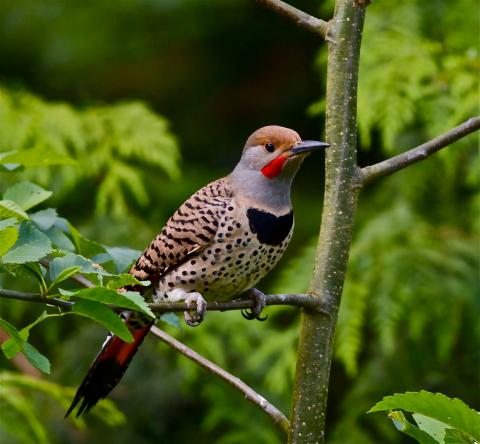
[289, 140, 330, 156]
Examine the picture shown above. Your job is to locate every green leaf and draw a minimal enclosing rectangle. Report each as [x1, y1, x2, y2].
[72, 300, 133, 342]
[68, 223, 107, 257]
[22, 342, 51, 374]
[0, 318, 26, 359]
[444, 429, 476, 444]
[30, 208, 58, 231]
[0, 226, 19, 256]
[122, 291, 155, 319]
[388, 411, 440, 444]
[159, 312, 181, 329]
[0, 317, 51, 374]
[73, 287, 154, 318]
[0, 218, 17, 230]
[413, 414, 450, 443]
[369, 391, 480, 441]
[104, 246, 141, 273]
[3, 182, 52, 211]
[1, 311, 49, 357]
[106, 274, 150, 290]
[2, 222, 52, 264]
[0, 148, 74, 167]
[51, 266, 82, 286]
[48, 253, 112, 278]
[44, 226, 75, 251]
[0, 200, 29, 220]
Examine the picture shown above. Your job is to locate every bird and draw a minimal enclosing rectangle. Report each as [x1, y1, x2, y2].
[65, 125, 329, 417]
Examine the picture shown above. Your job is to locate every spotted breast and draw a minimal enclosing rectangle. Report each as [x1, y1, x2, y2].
[142, 177, 294, 302]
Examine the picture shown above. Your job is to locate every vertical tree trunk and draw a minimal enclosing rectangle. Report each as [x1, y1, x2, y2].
[289, 1, 366, 442]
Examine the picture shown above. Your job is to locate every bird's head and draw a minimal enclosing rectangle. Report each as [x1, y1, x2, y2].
[238, 125, 329, 180]
[229, 125, 329, 210]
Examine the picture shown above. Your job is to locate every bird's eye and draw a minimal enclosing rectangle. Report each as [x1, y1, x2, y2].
[265, 142, 275, 153]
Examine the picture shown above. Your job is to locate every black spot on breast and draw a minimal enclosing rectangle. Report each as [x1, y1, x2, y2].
[246, 208, 293, 246]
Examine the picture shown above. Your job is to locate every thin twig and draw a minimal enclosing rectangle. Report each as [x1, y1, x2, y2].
[0, 289, 73, 308]
[71, 274, 95, 288]
[0, 288, 322, 313]
[256, 0, 329, 38]
[361, 116, 480, 185]
[150, 325, 291, 435]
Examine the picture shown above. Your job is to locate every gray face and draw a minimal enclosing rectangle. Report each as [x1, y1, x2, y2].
[236, 144, 305, 178]
[229, 125, 329, 212]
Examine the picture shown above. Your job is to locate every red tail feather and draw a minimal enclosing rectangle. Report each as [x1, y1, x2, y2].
[66, 320, 153, 418]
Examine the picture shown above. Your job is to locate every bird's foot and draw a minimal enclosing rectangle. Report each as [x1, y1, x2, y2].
[241, 288, 267, 321]
[184, 292, 207, 327]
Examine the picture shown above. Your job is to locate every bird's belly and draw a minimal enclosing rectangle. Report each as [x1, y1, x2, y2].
[155, 230, 292, 302]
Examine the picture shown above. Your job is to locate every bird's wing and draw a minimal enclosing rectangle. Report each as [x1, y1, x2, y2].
[130, 178, 233, 283]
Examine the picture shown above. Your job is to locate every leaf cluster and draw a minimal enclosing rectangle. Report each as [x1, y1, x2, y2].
[369, 391, 480, 444]
[0, 180, 159, 376]
[0, 87, 180, 217]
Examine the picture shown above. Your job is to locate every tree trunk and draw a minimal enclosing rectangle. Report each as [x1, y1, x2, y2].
[289, 1, 366, 442]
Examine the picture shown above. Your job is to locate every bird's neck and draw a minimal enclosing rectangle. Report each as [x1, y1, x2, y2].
[228, 166, 293, 214]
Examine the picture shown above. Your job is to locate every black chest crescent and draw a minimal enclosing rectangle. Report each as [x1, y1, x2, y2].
[246, 208, 294, 246]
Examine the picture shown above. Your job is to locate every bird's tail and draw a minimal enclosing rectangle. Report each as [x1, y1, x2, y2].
[65, 314, 153, 418]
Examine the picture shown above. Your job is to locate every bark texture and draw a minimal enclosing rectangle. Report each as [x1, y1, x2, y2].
[289, 1, 366, 442]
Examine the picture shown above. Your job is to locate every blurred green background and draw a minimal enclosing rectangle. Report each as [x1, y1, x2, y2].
[0, 0, 478, 443]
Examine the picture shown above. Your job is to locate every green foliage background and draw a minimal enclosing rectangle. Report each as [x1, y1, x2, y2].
[0, 0, 478, 443]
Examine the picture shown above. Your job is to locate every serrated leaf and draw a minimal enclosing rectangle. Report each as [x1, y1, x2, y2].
[2, 222, 52, 264]
[30, 208, 58, 231]
[159, 312, 181, 328]
[49, 253, 112, 278]
[72, 300, 133, 342]
[22, 342, 51, 374]
[49, 255, 81, 281]
[0, 226, 19, 256]
[45, 226, 75, 251]
[51, 266, 82, 285]
[104, 246, 141, 273]
[413, 414, 450, 443]
[388, 411, 440, 444]
[122, 291, 155, 319]
[3, 182, 52, 211]
[369, 391, 480, 441]
[0, 148, 74, 167]
[106, 274, 150, 290]
[72, 287, 154, 318]
[0, 200, 29, 220]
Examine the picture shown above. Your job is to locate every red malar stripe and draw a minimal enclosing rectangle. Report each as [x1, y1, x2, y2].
[261, 155, 287, 178]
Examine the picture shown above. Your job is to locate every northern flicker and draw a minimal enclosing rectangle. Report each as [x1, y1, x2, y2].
[66, 125, 329, 417]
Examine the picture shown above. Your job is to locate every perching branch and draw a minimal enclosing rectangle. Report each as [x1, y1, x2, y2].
[361, 116, 480, 185]
[150, 325, 290, 435]
[0, 289, 73, 308]
[256, 0, 329, 39]
[0, 288, 323, 313]
[1, 271, 296, 433]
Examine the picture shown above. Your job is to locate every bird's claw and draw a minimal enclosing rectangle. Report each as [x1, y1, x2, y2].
[241, 288, 267, 321]
[184, 292, 207, 327]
